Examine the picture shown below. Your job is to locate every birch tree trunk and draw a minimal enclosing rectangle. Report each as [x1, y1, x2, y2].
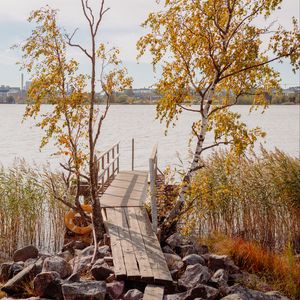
[162, 83, 216, 232]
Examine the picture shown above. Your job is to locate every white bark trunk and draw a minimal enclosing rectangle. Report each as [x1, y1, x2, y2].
[162, 83, 216, 226]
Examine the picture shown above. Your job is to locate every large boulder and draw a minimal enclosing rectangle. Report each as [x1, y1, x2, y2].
[164, 253, 184, 271]
[179, 263, 211, 289]
[62, 281, 106, 300]
[106, 281, 125, 299]
[211, 269, 229, 286]
[123, 289, 143, 300]
[228, 284, 290, 300]
[42, 256, 72, 279]
[164, 284, 219, 300]
[182, 254, 205, 266]
[33, 271, 62, 299]
[165, 233, 183, 249]
[91, 259, 114, 281]
[69, 255, 93, 275]
[1, 264, 37, 295]
[208, 255, 240, 274]
[13, 246, 38, 262]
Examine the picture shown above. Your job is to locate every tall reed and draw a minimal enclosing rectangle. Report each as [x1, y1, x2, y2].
[0, 161, 67, 259]
[182, 148, 300, 252]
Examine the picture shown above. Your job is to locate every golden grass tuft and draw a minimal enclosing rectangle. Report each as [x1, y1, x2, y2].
[209, 235, 300, 300]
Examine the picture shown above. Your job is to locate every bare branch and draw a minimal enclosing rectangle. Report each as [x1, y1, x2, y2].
[65, 29, 92, 60]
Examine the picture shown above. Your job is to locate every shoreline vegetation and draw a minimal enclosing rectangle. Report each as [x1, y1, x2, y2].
[1, 149, 300, 298]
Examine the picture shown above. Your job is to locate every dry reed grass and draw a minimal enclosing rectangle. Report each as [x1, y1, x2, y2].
[0, 161, 67, 259]
[183, 148, 300, 252]
[207, 235, 300, 299]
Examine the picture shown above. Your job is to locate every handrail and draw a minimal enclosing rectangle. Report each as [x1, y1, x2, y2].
[98, 153, 120, 179]
[97, 142, 120, 193]
[97, 141, 120, 161]
[149, 143, 158, 233]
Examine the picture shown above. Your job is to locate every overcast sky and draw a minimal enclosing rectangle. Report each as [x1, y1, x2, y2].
[0, 0, 299, 89]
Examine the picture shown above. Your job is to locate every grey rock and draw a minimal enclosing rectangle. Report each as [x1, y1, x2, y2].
[211, 269, 229, 286]
[178, 245, 197, 257]
[98, 245, 110, 258]
[163, 245, 176, 255]
[57, 250, 73, 262]
[179, 263, 211, 288]
[13, 245, 38, 262]
[182, 254, 205, 266]
[42, 256, 72, 279]
[229, 284, 290, 300]
[62, 281, 106, 300]
[164, 284, 218, 300]
[69, 255, 93, 275]
[165, 233, 183, 249]
[1, 264, 37, 295]
[164, 253, 184, 271]
[208, 254, 239, 273]
[81, 245, 96, 257]
[91, 262, 114, 281]
[33, 271, 62, 299]
[123, 289, 143, 300]
[107, 281, 124, 299]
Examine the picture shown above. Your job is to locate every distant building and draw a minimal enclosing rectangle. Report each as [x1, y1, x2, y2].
[25, 81, 32, 91]
[283, 86, 300, 95]
[123, 88, 160, 100]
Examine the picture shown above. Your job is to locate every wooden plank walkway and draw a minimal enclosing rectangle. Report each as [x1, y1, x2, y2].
[101, 170, 172, 285]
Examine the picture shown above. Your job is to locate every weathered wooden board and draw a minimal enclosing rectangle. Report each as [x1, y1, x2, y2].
[105, 208, 126, 279]
[135, 207, 173, 285]
[114, 207, 140, 280]
[143, 284, 164, 300]
[100, 171, 148, 207]
[125, 207, 154, 281]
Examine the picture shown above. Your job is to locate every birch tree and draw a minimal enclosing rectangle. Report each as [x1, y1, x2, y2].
[21, 2, 132, 242]
[138, 0, 300, 228]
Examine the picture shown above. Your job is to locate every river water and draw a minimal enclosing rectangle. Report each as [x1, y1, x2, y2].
[0, 104, 299, 171]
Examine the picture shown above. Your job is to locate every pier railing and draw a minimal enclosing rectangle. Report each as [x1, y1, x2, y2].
[149, 143, 158, 233]
[98, 141, 120, 193]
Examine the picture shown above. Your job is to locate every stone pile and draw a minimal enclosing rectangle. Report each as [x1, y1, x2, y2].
[0, 233, 291, 300]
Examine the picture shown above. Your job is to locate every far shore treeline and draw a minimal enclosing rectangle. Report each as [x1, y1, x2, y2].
[1, 88, 300, 105]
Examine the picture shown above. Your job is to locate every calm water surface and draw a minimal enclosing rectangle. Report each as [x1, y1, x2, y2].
[0, 105, 299, 171]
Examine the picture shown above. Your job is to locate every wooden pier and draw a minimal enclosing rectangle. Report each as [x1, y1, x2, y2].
[96, 142, 172, 298]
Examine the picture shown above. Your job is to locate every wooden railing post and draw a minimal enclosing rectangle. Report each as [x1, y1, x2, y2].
[112, 147, 115, 177]
[117, 143, 120, 173]
[97, 141, 120, 194]
[149, 144, 158, 233]
[101, 156, 105, 193]
[132, 138, 135, 171]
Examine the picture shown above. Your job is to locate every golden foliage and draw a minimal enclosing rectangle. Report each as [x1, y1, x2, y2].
[138, 0, 300, 164]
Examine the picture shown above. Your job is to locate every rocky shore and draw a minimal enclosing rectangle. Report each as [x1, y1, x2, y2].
[0, 233, 290, 300]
